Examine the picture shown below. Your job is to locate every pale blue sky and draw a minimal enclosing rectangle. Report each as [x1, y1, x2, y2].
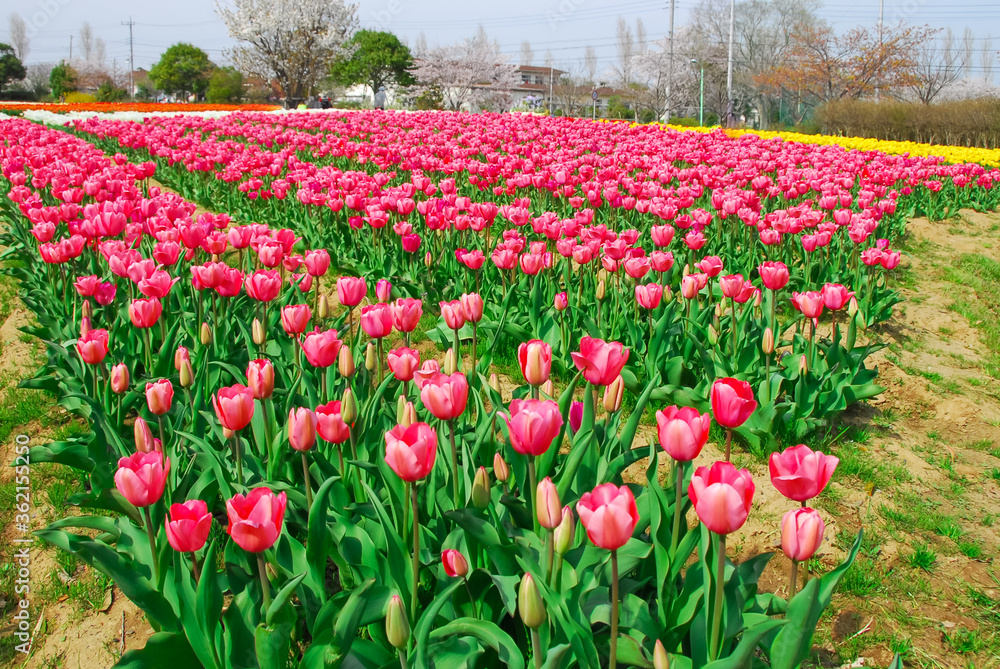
[5, 0, 999, 77]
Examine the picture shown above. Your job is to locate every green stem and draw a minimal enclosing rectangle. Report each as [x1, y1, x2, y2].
[731, 297, 738, 359]
[531, 628, 543, 669]
[471, 321, 477, 377]
[610, 549, 620, 669]
[143, 506, 159, 586]
[545, 531, 555, 584]
[670, 461, 684, 555]
[453, 327, 461, 371]
[190, 552, 201, 585]
[257, 553, 271, 613]
[528, 456, 538, 535]
[789, 559, 799, 599]
[410, 483, 420, 624]
[302, 451, 313, 510]
[724, 429, 733, 462]
[709, 534, 727, 661]
[233, 432, 244, 486]
[448, 420, 461, 508]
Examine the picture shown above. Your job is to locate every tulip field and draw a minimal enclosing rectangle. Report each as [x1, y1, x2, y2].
[2, 109, 1000, 669]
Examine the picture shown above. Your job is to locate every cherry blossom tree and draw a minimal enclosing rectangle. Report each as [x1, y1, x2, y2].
[216, 0, 358, 105]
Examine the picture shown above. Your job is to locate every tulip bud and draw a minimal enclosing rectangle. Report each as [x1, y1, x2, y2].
[653, 640, 670, 669]
[252, 318, 265, 345]
[603, 375, 624, 413]
[493, 452, 509, 482]
[223, 426, 235, 440]
[342, 388, 358, 425]
[424, 251, 432, 268]
[553, 292, 568, 311]
[598, 269, 608, 284]
[536, 477, 562, 529]
[596, 280, 606, 301]
[708, 325, 718, 345]
[200, 322, 212, 345]
[518, 573, 546, 629]
[553, 507, 575, 555]
[365, 342, 376, 372]
[338, 346, 355, 378]
[441, 549, 469, 578]
[443, 348, 457, 375]
[762, 327, 774, 355]
[847, 296, 858, 317]
[541, 379, 554, 399]
[396, 394, 408, 424]
[376, 279, 392, 303]
[798, 354, 808, 375]
[318, 294, 330, 320]
[472, 466, 491, 509]
[714, 302, 724, 319]
[401, 401, 417, 428]
[134, 417, 154, 453]
[662, 285, 673, 302]
[110, 363, 129, 394]
[80, 316, 91, 338]
[489, 373, 500, 395]
[179, 358, 195, 388]
[82, 300, 93, 318]
[386, 595, 410, 649]
[682, 263, 691, 276]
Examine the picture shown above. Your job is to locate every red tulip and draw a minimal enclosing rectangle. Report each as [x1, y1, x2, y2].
[301, 328, 342, 368]
[504, 398, 563, 456]
[77, 328, 109, 364]
[388, 347, 421, 382]
[288, 407, 317, 452]
[212, 384, 255, 431]
[440, 300, 467, 330]
[226, 487, 287, 553]
[360, 303, 393, 338]
[460, 292, 484, 323]
[315, 400, 351, 444]
[710, 378, 757, 428]
[758, 261, 789, 291]
[576, 483, 638, 550]
[655, 406, 711, 462]
[688, 461, 755, 535]
[518, 339, 552, 386]
[768, 444, 839, 502]
[384, 422, 438, 481]
[393, 298, 423, 332]
[441, 549, 469, 578]
[165, 499, 213, 553]
[337, 276, 367, 307]
[420, 372, 469, 421]
[571, 337, 630, 387]
[281, 304, 312, 335]
[246, 359, 275, 400]
[145, 380, 174, 415]
[129, 297, 163, 328]
[114, 451, 169, 508]
[781, 507, 826, 562]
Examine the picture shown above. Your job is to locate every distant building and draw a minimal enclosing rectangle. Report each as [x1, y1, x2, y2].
[511, 65, 566, 111]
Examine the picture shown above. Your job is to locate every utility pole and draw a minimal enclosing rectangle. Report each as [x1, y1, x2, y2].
[726, 0, 735, 126]
[666, 0, 675, 122]
[549, 65, 554, 115]
[69, 35, 73, 61]
[876, 0, 884, 101]
[123, 17, 136, 98]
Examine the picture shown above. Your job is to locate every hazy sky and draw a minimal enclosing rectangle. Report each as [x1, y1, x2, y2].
[5, 0, 999, 78]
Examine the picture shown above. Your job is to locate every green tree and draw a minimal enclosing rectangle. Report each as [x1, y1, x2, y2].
[206, 66, 244, 103]
[149, 43, 212, 99]
[95, 80, 128, 102]
[49, 61, 78, 99]
[0, 43, 27, 92]
[329, 30, 414, 98]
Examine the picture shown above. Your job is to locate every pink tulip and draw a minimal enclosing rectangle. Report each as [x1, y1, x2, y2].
[376, 279, 393, 302]
[441, 549, 469, 578]
[710, 378, 757, 428]
[569, 401, 584, 433]
[129, 297, 162, 328]
[769, 444, 839, 502]
[388, 347, 421, 382]
[821, 283, 854, 311]
[635, 283, 663, 310]
[688, 461, 755, 535]
[655, 406, 711, 462]
[576, 483, 638, 551]
[384, 422, 438, 481]
[536, 477, 562, 529]
[393, 298, 423, 332]
[281, 304, 312, 335]
[571, 337, 630, 387]
[337, 277, 367, 307]
[77, 328, 109, 364]
[288, 407, 317, 452]
[412, 359, 441, 389]
[461, 293, 484, 323]
[518, 339, 552, 386]
[301, 328, 342, 368]
[504, 398, 563, 456]
[145, 380, 174, 416]
[212, 384, 255, 431]
[420, 372, 469, 421]
[114, 451, 169, 508]
[226, 487, 287, 553]
[553, 292, 569, 311]
[781, 507, 825, 562]
[303, 249, 330, 276]
[165, 499, 213, 553]
[719, 274, 746, 299]
[440, 300, 467, 330]
[244, 270, 281, 302]
[696, 256, 724, 277]
[681, 274, 700, 299]
[758, 261, 789, 291]
[358, 303, 391, 339]
[110, 363, 130, 394]
[791, 291, 824, 320]
[316, 400, 351, 444]
[246, 359, 275, 399]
